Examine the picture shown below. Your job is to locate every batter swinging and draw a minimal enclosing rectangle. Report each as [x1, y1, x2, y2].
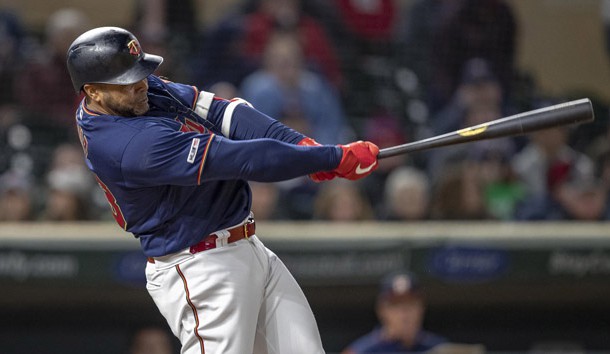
[66, 27, 379, 354]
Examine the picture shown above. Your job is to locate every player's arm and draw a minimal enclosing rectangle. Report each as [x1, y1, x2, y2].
[208, 98, 306, 144]
[120, 125, 377, 186]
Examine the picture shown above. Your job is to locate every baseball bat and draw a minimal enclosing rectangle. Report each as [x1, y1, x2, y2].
[378, 98, 594, 159]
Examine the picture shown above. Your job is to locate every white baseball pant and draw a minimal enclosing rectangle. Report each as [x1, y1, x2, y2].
[145, 234, 325, 354]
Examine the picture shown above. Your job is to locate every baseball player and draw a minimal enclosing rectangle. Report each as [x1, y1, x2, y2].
[66, 27, 379, 354]
[342, 271, 447, 353]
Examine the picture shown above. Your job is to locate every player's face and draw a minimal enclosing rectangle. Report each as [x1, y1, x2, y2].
[377, 297, 424, 344]
[86, 79, 149, 117]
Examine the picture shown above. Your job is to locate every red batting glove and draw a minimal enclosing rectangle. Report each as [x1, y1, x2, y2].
[297, 137, 337, 182]
[334, 141, 379, 180]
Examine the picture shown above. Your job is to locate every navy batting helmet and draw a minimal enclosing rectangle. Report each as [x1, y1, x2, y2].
[66, 26, 163, 92]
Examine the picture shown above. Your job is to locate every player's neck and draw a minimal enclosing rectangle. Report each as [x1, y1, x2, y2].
[85, 97, 112, 116]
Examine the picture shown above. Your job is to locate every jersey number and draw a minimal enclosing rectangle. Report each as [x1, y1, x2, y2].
[95, 175, 127, 230]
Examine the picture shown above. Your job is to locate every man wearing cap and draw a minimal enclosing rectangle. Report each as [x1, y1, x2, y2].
[342, 271, 447, 353]
[66, 26, 379, 354]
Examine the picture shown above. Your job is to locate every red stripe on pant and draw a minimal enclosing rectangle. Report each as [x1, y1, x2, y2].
[176, 264, 205, 354]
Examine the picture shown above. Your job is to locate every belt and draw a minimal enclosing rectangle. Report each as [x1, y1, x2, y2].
[147, 219, 255, 264]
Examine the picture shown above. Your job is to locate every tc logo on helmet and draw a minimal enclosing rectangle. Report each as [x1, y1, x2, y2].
[127, 39, 141, 57]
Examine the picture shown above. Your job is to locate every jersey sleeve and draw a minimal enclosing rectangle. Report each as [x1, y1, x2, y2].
[120, 123, 341, 186]
[201, 136, 341, 182]
[197, 94, 307, 144]
[121, 125, 215, 187]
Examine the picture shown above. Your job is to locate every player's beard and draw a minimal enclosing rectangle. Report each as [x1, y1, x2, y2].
[106, 95, 149, 117]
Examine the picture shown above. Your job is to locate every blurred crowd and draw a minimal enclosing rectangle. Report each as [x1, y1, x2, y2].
[1, 0, 610, 223]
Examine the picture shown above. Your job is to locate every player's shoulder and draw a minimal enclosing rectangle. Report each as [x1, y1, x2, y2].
[97, 114, 174, 132]
[84, 112, 181, 143]
[419, 330, 449, 347]
[345, 329, 385, 353]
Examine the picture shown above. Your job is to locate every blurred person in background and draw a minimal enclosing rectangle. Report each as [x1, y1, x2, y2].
[512, 125, 594, 200]
[429, 58, 507, 136]
[240, 30, 353, 145]
[427, 0, 516, 113]
[330, 0, 398, 120]
[191, 2, 258, 92]
[132, 0, 198, 83]
[313, 179, 374, 221]
[425, 58, 517, 185]
[126, 325, 176, 354]
[430, 159, 490, 220]
[0, 170, 34, 221]
[40, 143, 95, 221]
[467, 140, 525, 220]
[249, 181, 283, 220]
[342, 271, 448, 353]
[382, 166, 431, 221]
[14, 8, 90, 133]
[242, 0, 343, 88]
[515, 157, 608, 221]
[394, 0, 461, 106]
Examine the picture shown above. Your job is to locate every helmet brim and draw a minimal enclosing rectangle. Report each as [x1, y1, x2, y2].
[103, 53, 164, 87]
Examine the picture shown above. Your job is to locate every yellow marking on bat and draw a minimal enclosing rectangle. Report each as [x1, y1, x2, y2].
[457, 125, 488, 137]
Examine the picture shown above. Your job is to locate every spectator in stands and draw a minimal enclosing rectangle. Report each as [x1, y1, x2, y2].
[427, 0, 517, 113]
[429, 58, 506, 136]
[430, 159, 490, 220]
[512, 125, 594, 199]
[313, 179, 374, 221]
[40, 144, 95, 221]
[242, 0, 343, 87]
[469, 140, 525, 220]
[342, 271, 447, 353]
[191, 4, 258, 91]
[515, 155, 608, 221]
[14, 8, 90, 132]
[126, 325, 176, 354]
[394, 0, 460, 106]
[329, 0, 402, 125]
[382, 166, 431, 221]
[132, 0, 198, 83]
[240, 30, 353, 144]
[425, 58, 519, 185]
[0, 170, 34, 221]
[511, 115, 609, 220]
[249, 181, 283, 220]
[333, 0, 397, 55]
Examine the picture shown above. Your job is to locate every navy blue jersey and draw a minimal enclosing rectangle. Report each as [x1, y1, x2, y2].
[345, 328, 447, 353]
[76, 75, 341, 256]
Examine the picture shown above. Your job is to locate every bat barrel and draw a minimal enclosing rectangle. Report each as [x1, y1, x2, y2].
[502, 98, 593, 133]
[378, 98, 594, 159]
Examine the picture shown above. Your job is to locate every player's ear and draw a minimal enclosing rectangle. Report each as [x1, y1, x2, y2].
[83, 84, 100, 101]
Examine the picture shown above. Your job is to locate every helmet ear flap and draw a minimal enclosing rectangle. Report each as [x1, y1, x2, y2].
[67, 26, 163, 93]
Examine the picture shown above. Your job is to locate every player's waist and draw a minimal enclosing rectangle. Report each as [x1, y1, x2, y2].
[147, 215, 255, 265]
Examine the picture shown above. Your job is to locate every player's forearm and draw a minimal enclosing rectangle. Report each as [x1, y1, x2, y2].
[203, 138, 341, 182]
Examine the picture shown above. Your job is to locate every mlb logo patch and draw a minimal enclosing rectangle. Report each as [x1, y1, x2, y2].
[187, 138, 200, 163]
